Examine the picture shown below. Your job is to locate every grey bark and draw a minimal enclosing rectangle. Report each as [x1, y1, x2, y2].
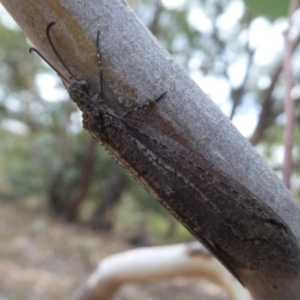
[2, 0, 300, 299]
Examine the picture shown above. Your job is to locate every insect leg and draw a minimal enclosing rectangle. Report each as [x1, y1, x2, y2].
[95, 31, 105, 102]
[122, 91, 167, 118]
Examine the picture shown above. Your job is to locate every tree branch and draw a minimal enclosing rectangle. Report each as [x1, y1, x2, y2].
[70, 242, 252, 300]
[282, 0, 299, 187]
[250, 32, 300, 146]
[2, 0, 300, 298]
[229, 46, 255, 120]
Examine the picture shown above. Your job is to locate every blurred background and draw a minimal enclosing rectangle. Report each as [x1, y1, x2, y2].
[0, 0, 299, 299]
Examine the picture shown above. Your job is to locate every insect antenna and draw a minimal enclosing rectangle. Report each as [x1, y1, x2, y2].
[29, 47, 70, 84]
[29, 22, 78, 84]
[96, 31, 104, 101]
[46, 22, 79, 81]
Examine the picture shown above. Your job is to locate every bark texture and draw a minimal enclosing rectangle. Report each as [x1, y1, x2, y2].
[2, 0, 300, 299]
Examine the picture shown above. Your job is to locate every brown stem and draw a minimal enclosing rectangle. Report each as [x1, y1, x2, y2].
[250, 32, 300, 146]
[282, 0, 299, 188]
[90, 162, 124, 230]
[229, 47, 255, 120]
[65, 137, 97, 222]
[148, 0, 162, 36]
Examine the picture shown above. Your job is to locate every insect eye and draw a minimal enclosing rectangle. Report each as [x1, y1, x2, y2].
[78, 80, 90, 92]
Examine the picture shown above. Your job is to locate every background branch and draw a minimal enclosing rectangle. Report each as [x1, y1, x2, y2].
[70, 242, 252, 300]
[282, 0, 299, 187]
[250, 32, 300, 146]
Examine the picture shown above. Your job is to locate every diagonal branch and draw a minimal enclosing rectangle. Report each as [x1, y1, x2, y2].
[250, 32, 300, 146]
[229, 46, 255, 120]
[2, 1, 300, 299]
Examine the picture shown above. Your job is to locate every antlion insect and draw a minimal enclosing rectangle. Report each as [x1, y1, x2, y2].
[29, 22, 300, 285]
[29, 22, 166, 131]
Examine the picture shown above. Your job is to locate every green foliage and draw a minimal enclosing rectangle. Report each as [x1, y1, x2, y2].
[243, 0, 291, 20]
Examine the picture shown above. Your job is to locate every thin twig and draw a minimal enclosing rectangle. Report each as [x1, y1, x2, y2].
[282, 0, 299, 188]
